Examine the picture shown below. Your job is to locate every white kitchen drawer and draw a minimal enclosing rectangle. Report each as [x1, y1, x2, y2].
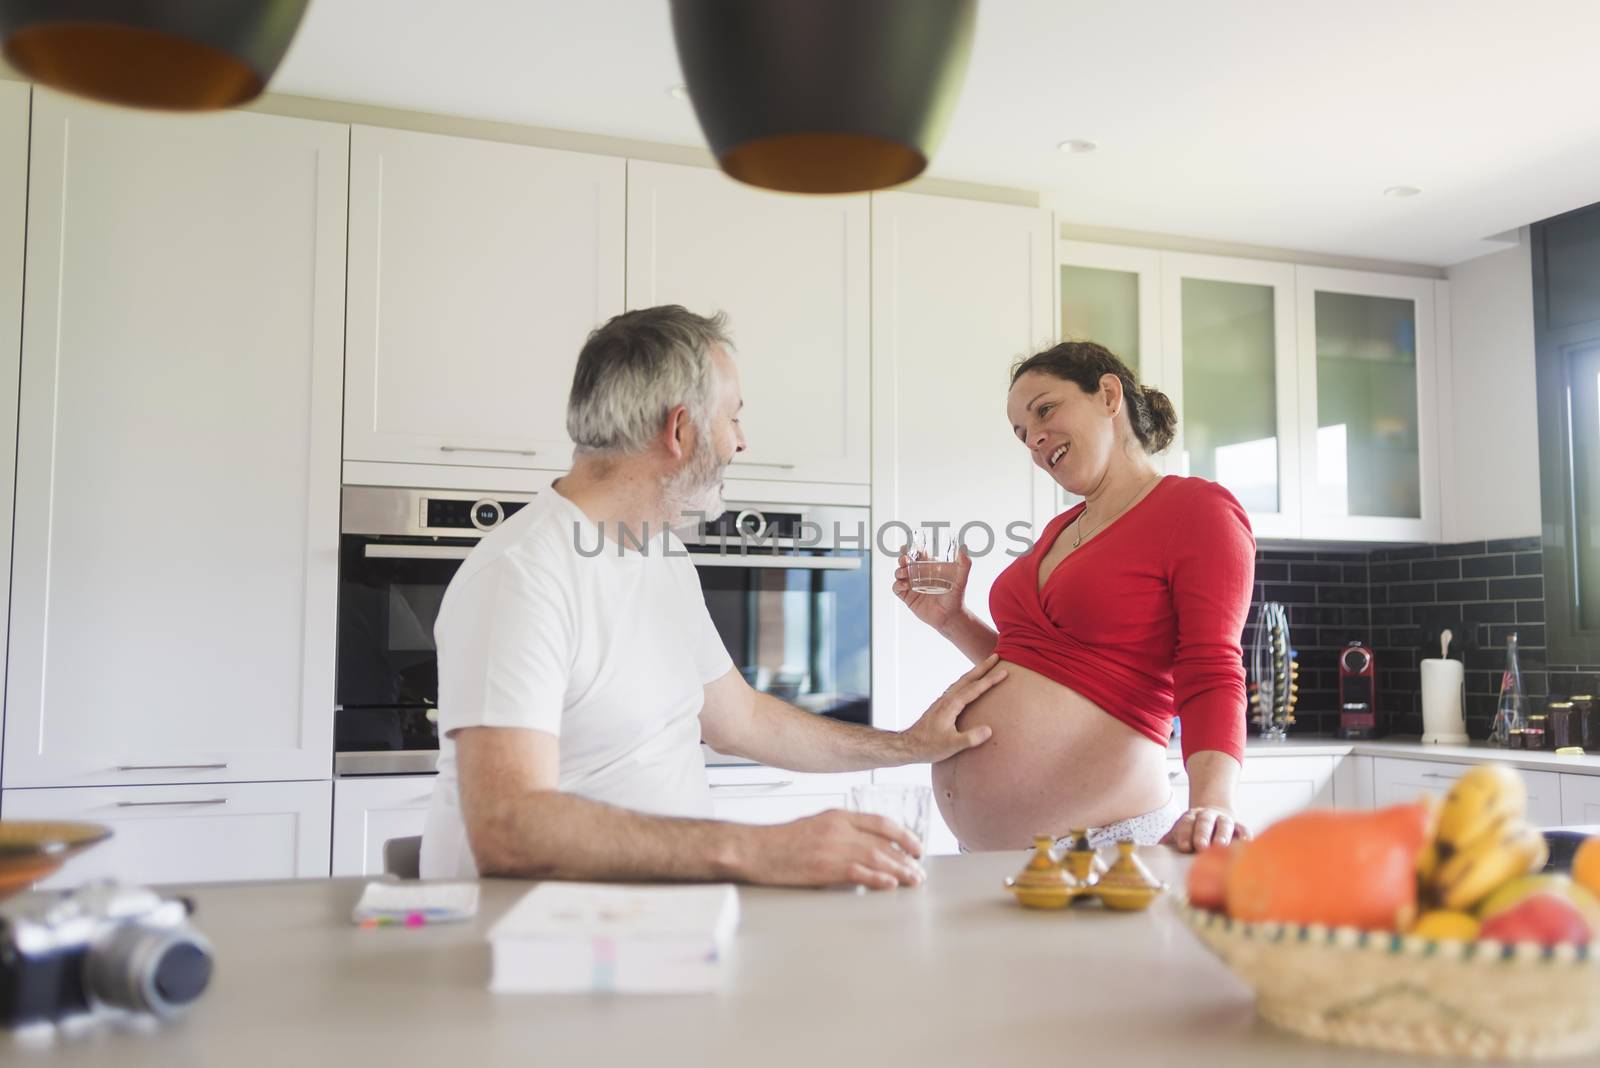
[706, 768, 868, 828]
[1169, 754, 1337, 833]
[332, 775, 436, 877]
[1, 780, 333, 888]
[1560, 774, 1600, 828]
[1371, 756, 1562, 827]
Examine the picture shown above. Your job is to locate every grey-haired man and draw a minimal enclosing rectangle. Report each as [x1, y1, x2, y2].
[421, 306, 1002, 886]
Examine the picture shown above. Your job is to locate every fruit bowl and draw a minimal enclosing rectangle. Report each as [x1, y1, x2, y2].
[0, 821, 113, 901]
[1176, 897, 1600, 1060]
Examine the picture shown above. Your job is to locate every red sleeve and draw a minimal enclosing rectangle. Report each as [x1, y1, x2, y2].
[1164, 481, 1255, 765]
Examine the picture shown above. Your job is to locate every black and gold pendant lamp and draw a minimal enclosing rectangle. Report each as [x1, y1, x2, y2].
[669, 0, 977, 195]
[0, 0, 311, 111]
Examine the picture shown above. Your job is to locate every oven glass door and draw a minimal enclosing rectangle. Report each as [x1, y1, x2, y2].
[337, 536, 472, 750]
[691, 549, 871, 725]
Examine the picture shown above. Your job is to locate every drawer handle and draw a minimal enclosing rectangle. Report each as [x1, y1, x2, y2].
[115, 763, 228, 772]
[1421, 772, 1463, 780]
[709, 780, 795, 790]
[439, 445, 537, 456]
[729, 461, 797, 471]
[115, 798, 228, 808]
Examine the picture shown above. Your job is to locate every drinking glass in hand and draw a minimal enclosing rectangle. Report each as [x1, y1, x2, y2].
[848, 784, 933, 850]
[906, 531, 959, 595]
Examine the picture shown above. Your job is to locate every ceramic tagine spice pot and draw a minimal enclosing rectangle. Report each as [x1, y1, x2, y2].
[1060, 827, 1106, 892]
[1090, 841, 1166, 912]
[1004, 835, 1081, 909]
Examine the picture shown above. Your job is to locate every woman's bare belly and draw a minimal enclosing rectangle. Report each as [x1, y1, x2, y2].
[932, 659, 1172, 851]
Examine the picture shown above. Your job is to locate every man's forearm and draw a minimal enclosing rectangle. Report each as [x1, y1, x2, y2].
[721, 693, 914, 773]
[1184, 749, 1242, 810]
[469, 788, 755, 882]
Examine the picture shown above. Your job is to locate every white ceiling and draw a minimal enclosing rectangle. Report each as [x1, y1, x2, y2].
[272, 0, 1600, 267]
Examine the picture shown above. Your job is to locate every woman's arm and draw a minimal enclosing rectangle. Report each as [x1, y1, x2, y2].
[1162, 749, 1248, 852]
[940, 609, 999, 665]
[1162, 481, 1256, 852]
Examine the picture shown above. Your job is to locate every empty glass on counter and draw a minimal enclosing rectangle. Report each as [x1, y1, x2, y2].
[848, 784, 933, 850]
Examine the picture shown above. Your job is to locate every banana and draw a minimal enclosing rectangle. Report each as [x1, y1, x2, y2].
[1417, 840, 1442, 884]
[1431, 820, 1549, 912]
[1434, 764, 1527, 853]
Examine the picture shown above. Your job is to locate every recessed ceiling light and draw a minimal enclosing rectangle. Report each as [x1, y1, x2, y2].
[1383, 185, 1423, 198]
[1057, 139, 1098, 154]
[668, 84, 690, 100]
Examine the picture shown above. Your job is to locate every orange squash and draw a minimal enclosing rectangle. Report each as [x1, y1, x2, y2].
[1225, 802, 1432, 931]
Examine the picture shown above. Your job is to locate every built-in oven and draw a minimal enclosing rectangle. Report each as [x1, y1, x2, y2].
[334, 486, 871, 775]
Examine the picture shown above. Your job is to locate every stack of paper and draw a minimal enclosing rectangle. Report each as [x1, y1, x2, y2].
[487, 882, 740, 994]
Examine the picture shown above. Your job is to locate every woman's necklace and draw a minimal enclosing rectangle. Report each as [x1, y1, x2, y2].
[1070, 473, 1161, 549]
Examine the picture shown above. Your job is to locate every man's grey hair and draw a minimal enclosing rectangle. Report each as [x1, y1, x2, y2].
[566, 305, 733, 455]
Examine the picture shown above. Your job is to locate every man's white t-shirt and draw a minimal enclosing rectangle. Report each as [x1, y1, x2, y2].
[419, 489, 734, 880]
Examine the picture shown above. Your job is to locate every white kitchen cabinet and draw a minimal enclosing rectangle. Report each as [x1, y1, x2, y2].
[1296, 267, 1442, 542]
[4, 91, 345, 789]
[1059, 240, 1161, 383]
[333, 775, 436, 877]
[1372, 756, 1561, 827]
[0, 81, 26, 755]
[1161, 253, 1301, 538]
[1, 781, 333, 887]
[1169, 754, 1337, 833]
[627, 160, 870, 484]
[344, 125, 625, 470]
[1560, 774, 1600, 828]
[870, 191, 1054, 856]
[706, 767, 869, 826]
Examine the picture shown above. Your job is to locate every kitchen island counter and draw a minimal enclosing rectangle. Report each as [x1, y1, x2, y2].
[0, 851, 1523, 1068]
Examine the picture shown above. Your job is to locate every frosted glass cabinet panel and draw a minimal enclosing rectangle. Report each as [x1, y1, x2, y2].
[1296, 267, 1439, 542]
[1059, 241, 1160, 380]
[1161, 253, 1300, 539]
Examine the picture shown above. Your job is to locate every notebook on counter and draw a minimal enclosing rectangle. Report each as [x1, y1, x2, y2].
[487, 882, 740, 994]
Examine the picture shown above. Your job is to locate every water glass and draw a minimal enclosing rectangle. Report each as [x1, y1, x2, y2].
[906, 530, 958, 595]
[848, 784, 933, 849]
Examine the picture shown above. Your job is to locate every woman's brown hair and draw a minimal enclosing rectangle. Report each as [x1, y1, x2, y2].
[1009, 341, 1177, 454]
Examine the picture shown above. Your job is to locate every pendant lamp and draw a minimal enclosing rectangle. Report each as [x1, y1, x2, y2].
[0, 0, 311, 111]
[669, 0, 977, 195]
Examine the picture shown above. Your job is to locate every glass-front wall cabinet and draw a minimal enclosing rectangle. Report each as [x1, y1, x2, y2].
[1161, 253, 1300, 538]
[1296, 267, 1438, 542]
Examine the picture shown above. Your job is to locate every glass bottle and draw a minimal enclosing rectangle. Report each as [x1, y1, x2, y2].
[1491, 632, 1531, 746]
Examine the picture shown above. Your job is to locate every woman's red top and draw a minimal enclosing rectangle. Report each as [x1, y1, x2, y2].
[989, 476, 1255, 765]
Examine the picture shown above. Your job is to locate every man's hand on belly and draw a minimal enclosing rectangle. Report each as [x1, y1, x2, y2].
[899, 654, 1007, 763]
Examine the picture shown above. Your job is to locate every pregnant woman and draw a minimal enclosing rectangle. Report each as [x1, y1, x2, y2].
[896, 341, 1256, 853]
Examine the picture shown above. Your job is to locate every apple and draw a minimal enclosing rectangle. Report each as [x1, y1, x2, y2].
[1479, 892, 1593, 947]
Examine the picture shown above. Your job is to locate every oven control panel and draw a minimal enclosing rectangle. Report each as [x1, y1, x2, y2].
[425, 497, 528, 532]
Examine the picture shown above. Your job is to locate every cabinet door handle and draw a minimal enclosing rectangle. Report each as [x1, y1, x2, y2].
[709, 780, 795, 790]
[729, 460, 796, 471]
[439, 445, 537, 456]
[116, 798, 229, 807]
[1420, 772, 1463, 780]
[115, 763, 228, 772]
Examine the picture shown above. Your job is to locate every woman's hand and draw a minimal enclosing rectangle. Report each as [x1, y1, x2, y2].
[1160, 806, 1251, 853]
[892, 546, 972, 634]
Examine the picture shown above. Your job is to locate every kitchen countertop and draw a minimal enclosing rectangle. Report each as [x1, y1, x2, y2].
[1176, 736, 1600, 776]
[0, 852, 1514, 1068]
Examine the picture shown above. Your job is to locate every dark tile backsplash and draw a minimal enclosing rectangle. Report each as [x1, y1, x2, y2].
[1243, 536, 1590, 741]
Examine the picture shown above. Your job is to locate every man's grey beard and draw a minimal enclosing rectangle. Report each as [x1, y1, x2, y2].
[661, 434, 726, 527]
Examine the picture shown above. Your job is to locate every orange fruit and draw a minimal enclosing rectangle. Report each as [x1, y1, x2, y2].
[1186, 841, 1243, 911]
[1574, 836, 1600, 900]
[1225, 802, 1432, 931]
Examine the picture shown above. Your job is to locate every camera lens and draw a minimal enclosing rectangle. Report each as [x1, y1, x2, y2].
[85, 924, 214, 1018]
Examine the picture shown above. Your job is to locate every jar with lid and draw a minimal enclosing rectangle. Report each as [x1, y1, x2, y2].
[1527, 713, 1549, 751]
[1548, 701, 1578, 750]
[1572, 695, 1596, 751]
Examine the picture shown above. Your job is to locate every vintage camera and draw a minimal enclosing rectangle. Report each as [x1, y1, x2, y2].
[0, 881, 214, 1026]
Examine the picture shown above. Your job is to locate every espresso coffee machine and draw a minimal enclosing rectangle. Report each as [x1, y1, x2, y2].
[1337, 641, 1379, 739]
